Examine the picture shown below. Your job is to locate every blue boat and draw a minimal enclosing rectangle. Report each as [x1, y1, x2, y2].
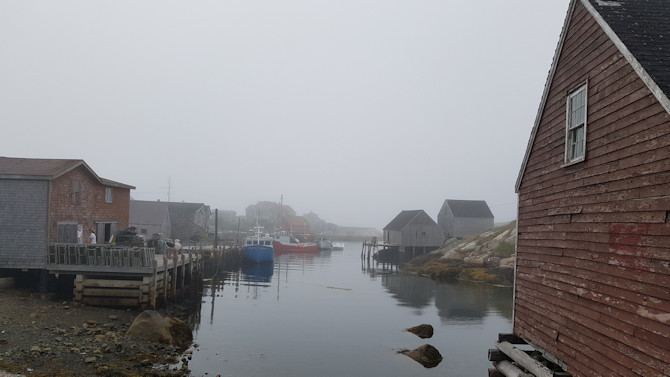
[242, 226, 274, 264]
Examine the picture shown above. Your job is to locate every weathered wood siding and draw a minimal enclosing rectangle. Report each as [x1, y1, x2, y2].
[0, 179, 49, 269]
[440, 212, 494, 239]
[516, 2, 670, 377]
[399, 212, 444, 248]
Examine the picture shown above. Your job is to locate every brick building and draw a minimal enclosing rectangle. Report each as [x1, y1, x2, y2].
[0, 157, 134, 271]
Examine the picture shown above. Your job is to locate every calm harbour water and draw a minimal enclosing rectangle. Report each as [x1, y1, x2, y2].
[187, 242, 513, 377]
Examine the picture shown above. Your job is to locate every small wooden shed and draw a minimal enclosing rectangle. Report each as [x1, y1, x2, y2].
[513, 1, 670, 376]
[383, 210, 443, 253]
[437, 199, 494, 239]
[0, 157, 134, 270]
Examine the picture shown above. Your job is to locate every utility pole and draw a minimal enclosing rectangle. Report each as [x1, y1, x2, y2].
[214, 209, 219, 249]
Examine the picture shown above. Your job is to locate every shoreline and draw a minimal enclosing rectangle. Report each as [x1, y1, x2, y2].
[0, 288, 195, 377]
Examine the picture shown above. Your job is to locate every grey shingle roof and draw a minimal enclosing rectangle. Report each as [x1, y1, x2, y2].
[383, 210, 424, 231]
[444, 200, 493, 218]
[589, 0, 670, 96]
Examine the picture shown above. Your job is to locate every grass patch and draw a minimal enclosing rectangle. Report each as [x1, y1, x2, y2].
[416, 262, 461, 282]
[495, 241, 516, 258]
[457, 268, 499, 284]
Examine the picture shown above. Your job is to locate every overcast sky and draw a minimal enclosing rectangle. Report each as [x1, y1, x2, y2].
[1, 1, 570, 228]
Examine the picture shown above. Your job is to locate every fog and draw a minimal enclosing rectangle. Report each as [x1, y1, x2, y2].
[0, 1, 570, 228]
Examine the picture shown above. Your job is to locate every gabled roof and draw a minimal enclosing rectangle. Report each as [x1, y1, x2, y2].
[167, 202, 207, 216]
[588, 0, 670, 98]
[0, 156, 135, 189]
[442, 199, 493, 218]
[516, 0, 670, 192]
[383, 210, 426, 231]
[129, 200, 170, 225]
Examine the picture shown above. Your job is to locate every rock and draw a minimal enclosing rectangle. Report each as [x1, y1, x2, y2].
[125, 310, 192, 347]
[398, 344, 443, 368]
[405, 324, 434, 339]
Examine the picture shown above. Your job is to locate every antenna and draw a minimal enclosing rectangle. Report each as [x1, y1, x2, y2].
[167, 176, 171, 202]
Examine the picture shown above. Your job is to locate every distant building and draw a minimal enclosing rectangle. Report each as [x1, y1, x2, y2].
[129, 200, 171, 239]
[278, 216, 311, 236]
[437, 199, 494, 239]
[167, 202, 210, 243]
[209, 210, 238, 232]
[245, 201, 295, 229]
[0, 157, 134, 270]
[383, 210, 443, 253]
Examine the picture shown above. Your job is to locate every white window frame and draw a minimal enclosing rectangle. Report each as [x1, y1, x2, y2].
[565, 83, 588, 165]
[105, 187, 113, 203]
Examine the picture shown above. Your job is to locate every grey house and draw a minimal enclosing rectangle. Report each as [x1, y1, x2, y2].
[167, 202, 210, 243]
[129, 200, 171, 239]
[438, 199, 494, 239]
[383, 210, 444, 253]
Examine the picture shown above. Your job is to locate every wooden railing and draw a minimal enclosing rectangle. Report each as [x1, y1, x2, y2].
[47, 244, 155, 268]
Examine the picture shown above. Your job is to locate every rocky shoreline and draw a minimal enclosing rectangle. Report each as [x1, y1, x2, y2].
[0, 289, 196, 377]
[401, 221, 517, 286]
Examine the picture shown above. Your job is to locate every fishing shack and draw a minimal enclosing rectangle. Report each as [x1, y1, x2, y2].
[382, 210, 444, 257]
[495, 1, 670, 376]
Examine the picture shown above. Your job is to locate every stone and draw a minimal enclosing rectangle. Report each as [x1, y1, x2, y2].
[405, 324, 434, 339]
[125, 310, 192, 347]
[398, 344, 443, 368]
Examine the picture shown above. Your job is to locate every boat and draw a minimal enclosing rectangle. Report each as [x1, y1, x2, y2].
[272, 234, 319, 253]
[331, 242, 345, 250]
[242, 226, 274, 263]
[317, 236, 332, 250]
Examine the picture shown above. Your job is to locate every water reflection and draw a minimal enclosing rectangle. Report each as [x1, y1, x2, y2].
[191, 245, 513, 377]
[374, 266, 513, 323]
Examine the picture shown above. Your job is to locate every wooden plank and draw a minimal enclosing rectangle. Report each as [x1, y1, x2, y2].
[495, 342, 554, 377]
[82, 288, 141, 298]
[78, 279, 143, 289]
[492, 360, 534, 377]
[82, 297, 139, 306]
[488, 368, 505, 377]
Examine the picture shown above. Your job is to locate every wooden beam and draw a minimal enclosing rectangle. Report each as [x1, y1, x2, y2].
[488, 368, 506, 377]
[495, 341, 554, 377]
[493, 360, 534, 377]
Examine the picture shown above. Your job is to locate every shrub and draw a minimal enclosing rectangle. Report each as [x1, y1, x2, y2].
[457, 268, 498, 284]
[495, 241, 516, 258]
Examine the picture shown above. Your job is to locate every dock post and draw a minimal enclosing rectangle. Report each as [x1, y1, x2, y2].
[163, 253, 168, 303]
[151, 258, 158, 309]
[171, 252, 178, 301]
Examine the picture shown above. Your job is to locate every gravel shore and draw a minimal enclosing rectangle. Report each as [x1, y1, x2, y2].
[0, 288, 195, 377]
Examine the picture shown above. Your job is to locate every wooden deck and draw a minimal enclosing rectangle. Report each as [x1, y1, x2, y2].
[46, 244, 202, 308]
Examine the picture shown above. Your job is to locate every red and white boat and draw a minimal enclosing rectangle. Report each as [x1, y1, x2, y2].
[272, 234, 318, 253]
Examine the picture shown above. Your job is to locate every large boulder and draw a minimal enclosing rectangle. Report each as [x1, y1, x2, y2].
[398, 344, 443, 368]
[125, 310, 192, 347]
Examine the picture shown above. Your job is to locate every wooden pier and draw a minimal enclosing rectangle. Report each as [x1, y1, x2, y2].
[46, 244, 202, 308]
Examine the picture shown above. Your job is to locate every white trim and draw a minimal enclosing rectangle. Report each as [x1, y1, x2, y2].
[564, 83, 588, 164]
[516, 0, 670, 192]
